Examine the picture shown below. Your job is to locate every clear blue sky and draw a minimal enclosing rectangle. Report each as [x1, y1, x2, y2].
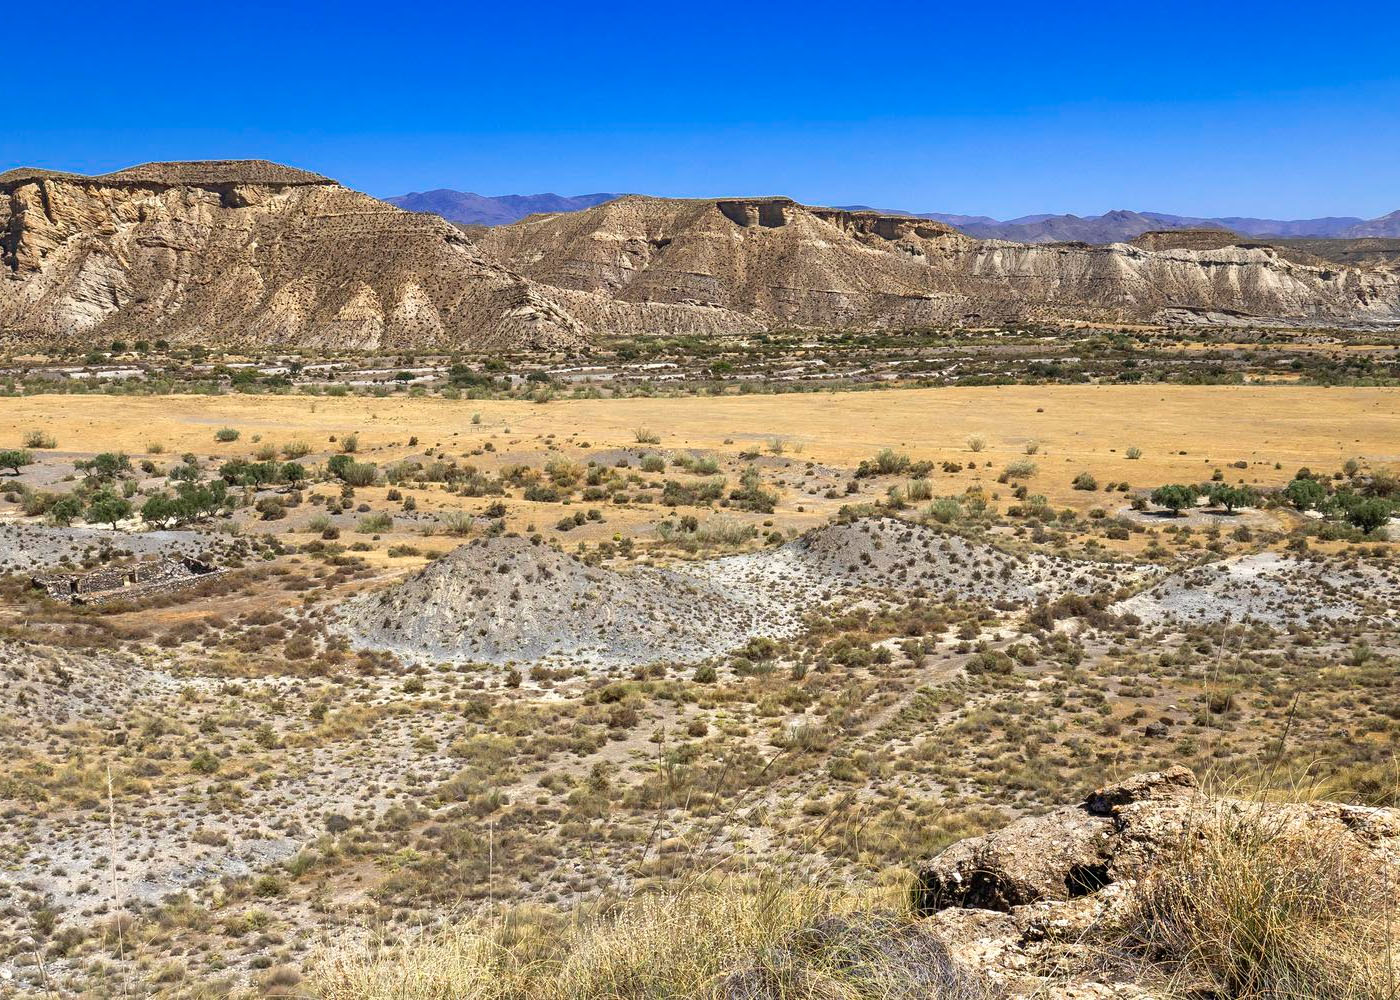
[8, 0, 1398, 219]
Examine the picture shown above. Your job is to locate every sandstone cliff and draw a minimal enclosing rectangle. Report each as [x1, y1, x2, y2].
[0, 161, 599, 350]
[5, 161, 1399, 349]
[478, 195, 1400, 329]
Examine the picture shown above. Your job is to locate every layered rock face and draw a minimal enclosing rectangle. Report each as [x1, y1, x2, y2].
[475, 196, 983, 329]
[0, 161, 597, 350]
[479, 195, 1400, 328]
[5, 161, 1399, 349]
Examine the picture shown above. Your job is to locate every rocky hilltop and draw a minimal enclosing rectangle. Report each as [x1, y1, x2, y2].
[479, 195, 1400, 328]
[0, 161, 606, 350]
[5, 160, 1400, 348]
[0, 162, 742, 351]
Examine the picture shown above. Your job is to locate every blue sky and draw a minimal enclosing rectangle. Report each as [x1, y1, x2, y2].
[8, 0, 1398, 218]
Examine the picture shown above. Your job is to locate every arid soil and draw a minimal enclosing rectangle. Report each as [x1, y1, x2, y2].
[0, 382, 1395, 996]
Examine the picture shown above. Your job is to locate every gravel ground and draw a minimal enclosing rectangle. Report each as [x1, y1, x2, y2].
[0, 519, 207, 575]
[0, 641, 464, 912]
[1117, 551, 1400, 626]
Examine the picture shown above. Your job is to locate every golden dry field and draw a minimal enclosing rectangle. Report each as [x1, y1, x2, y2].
[4, 383, 1396, 505]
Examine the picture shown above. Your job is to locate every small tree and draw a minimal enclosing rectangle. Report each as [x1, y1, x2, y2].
[327, 454, 353, 480]
[1346, 497, 1393, 534]
[219, 459, 251, 485]
[140, 494, 180, 528]
[1282, 477, 1327, 511]
[281, 462, 307, 489]
[176, 480, 228, 520]
[77, 452, 131, 483]
[49, 494, 82, 526]
[1207, 483, 1257, 512]
[86, 490, 133, 529]
[242, 461, 281, 488]
[1151, 484, 1198, 516]
[0, 449, 32, 475]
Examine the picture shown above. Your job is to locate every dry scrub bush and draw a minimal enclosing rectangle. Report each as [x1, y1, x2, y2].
[1118, 804, 1398, 1000]
[314, 878, 991, 1000]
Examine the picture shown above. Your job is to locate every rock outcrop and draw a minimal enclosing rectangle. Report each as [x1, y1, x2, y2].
[913, 768, 1400, 997]
[0, 161, 604, 350]
[5, 160, 1399, 348]
[478, 196, 1400, 329]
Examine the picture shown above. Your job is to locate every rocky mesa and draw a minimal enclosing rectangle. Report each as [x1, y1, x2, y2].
[5, 160, 1400, 349]
[479, 194, 1400, 329]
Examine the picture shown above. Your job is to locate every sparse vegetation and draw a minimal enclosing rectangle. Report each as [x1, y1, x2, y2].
[0, 381, 1395, 998]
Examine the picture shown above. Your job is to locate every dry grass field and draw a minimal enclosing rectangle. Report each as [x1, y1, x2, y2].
[3, 383, 1396, 503]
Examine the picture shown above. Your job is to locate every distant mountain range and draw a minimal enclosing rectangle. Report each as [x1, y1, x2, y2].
[389, 188, 1400, 242]
[835, 207, 1400, 242]
[386, 190, 620, 226]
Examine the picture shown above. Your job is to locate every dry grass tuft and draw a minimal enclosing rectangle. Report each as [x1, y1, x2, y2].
[1119, 803, 1398, 1000]
[314, 878, 992, 1000]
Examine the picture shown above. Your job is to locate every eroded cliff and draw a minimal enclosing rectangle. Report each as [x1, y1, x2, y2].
[0, 162, 593, 350]
[5, 162, 1399, 349]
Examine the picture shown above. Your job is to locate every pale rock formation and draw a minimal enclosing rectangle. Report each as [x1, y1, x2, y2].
[6, 162, 1399, 349]
[480, 195, 1400, 328]
[913, 768, 1400, 997]
[0, 161, 589, 350]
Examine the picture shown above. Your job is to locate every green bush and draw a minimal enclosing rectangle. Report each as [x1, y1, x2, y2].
[357, 512, 393, 533]
[1151, 484, 1199, 515]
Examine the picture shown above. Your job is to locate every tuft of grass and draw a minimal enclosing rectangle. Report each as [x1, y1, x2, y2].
[314, 877, 991, 1000]
[357, 512, 393, 533]
[439, 511, 475, 536]
[342, 462, 378, 487]
[906, 479, 934, 502]
[633, 427, 660, 444]
[1117, 803, 1398, 1000]
[214, 427, 240, 443]
[22, 429, 57, 449]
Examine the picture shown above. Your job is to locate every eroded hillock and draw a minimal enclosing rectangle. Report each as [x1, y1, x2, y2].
[341, 519, 1150, 667]
[0, 161, 592, 350]
[340, 535, 782, 666]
